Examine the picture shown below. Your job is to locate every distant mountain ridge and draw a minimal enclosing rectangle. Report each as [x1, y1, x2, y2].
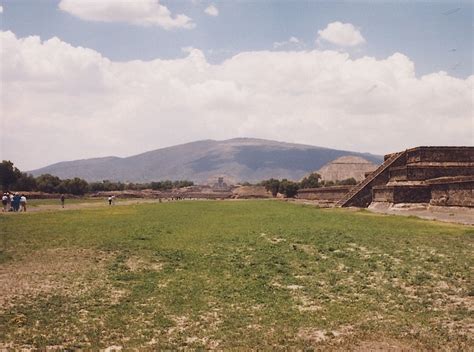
[29, 138, 383, 183]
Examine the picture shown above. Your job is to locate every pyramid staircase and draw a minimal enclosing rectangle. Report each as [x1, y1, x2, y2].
[336, 151, 406, 207]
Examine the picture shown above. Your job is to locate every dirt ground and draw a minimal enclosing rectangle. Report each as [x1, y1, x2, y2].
[367, 202, 474, 226]
[3, 198, 163, 213]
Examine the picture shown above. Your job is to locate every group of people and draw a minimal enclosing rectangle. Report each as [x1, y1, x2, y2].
[1, 193, 118, 212]
[2, 192, 27, 212]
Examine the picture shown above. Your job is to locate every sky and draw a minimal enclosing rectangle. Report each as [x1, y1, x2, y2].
[0, 0, 473, 170]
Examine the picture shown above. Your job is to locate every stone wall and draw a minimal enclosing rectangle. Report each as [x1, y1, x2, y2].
[427, 177, 474, 207]
[393, 186, 431, 203]
[372, 186, 394, 203]
[297, 186, 352, 201]
[232, 186, 271, 199]
[408, 165, 474, 180]
[406, 147, 474, 164]
[344, 155, 406, 207]
[390, 164, 474, 181]
[373, 185, 431, 203]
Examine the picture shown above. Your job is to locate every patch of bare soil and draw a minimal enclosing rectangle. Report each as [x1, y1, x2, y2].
[14, 199, 159, 213]
[260, 233, 286, 244]
[125, 256, 163, 272]
[0, 248, 112, 309]
[351, 339, 417, 351]
[161, 312, 222, 349]
[297, 325, 353, 344]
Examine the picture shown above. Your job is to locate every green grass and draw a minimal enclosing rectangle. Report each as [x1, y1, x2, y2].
[0, 200, 472, 349]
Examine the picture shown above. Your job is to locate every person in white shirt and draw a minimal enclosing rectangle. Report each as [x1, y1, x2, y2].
[1, 193, 8, 212]
[19, 195, 27, 212]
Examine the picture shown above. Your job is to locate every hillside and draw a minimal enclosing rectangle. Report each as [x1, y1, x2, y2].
[29, 138, 383, 183]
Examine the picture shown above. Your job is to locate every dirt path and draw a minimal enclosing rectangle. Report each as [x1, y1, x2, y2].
[2, 198, 162, 214]
[367, 202, 474, 226]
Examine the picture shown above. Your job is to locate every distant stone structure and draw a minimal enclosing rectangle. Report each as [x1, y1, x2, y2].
[212, 176, 229, 191]
[335, 146, 474, 208]
[296, 155, 376, 204]
[317, 156, 378, 182]
[297, 185, 353, 205]
[232, 186, 271, 199]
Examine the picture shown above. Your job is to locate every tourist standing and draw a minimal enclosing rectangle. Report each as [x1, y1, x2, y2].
[60, 194, 65, 208]
[2, 193, 8, 212]
[12, 193, 21, 212]
[108, 196, 113, 206]
[19, 194, 27, 212]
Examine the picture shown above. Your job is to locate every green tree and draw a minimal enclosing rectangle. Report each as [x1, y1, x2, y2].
[173, 180, 194, 188]
[151, 180, 173, 191]
[261, 178, 280, 197]
[299, 172, 321, 189]
[89, 180, 125, 192]
[336, 177, 358, 186]
[36, 174, 62, 193]
[12, 173, 37, 191]
[59, 178, 89, 195]
[0, 160, 21, 190]
[279, 179, 299, 198]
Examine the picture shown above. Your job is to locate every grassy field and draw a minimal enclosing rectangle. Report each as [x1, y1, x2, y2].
[0, 200, 472, 349]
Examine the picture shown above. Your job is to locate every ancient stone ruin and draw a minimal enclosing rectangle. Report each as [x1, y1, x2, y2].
[296, 155, 378, 205]
[212, 176, 230, 191]
[336, 146, 473, 208]
[316, 156, 378, 182]
[297, 186, 353, 206]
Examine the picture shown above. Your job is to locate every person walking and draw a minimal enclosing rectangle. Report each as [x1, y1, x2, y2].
[108, 196, 113, 206]
[19, 194, 27, 212]
[60, 194, 65, 208]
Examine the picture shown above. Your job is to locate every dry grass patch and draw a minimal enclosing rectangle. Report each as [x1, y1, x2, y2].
[351, 339, 417, 351]
[0, 248, 111, 309]
[125, 256, 163, 272]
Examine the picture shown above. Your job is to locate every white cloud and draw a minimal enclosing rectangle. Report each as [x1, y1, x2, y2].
[0, 5, 3, 13]
[273, 36, 304, 49]
[204, 4, 219, 17]
[1, 31, 472, 170]
[289, 37, 299, 44]
[58, 0, 195, 30]
[317, 22, 366, 47]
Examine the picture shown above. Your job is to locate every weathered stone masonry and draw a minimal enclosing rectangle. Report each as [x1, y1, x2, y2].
[340, 146, 474, 208]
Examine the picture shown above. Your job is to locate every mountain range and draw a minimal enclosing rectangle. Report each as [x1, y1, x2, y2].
[29, 138, 383, 183]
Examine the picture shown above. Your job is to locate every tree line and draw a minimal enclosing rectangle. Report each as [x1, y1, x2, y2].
[0, 160, 193, 196]
[260, 173, 357, 198]
[1, 160, 357, 197]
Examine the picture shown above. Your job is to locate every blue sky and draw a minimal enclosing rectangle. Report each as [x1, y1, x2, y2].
[0, 0, 473, 169]
[1, 0, 472, 77]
